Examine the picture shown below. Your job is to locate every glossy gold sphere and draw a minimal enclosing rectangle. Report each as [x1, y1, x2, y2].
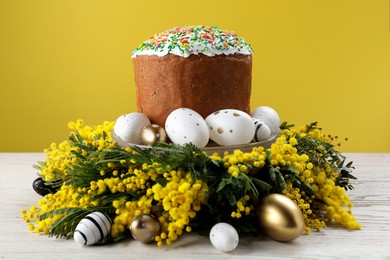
[255, 193, 305, 242]
[141, 124, 167, 146]
[129, 214, 161, 243]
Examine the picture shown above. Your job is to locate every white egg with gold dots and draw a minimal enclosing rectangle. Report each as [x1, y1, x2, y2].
[206, 109, 255, 146]
[165, 108, 210, 148]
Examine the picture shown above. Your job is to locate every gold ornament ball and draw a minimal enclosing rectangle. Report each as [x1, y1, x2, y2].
[141, 124, 167, 146]
[129, 214, 161, 243]
[255, 193, 305, 242]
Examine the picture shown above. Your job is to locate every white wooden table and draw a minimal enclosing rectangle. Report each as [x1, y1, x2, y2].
[1, 153, 389, 259]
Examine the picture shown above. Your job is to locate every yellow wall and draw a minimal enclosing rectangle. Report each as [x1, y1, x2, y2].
[1, 0, 389, 152]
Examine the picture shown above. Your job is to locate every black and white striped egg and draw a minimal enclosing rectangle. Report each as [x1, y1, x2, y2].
[74, 212, 112, 246]
[252, 119, 272, 142]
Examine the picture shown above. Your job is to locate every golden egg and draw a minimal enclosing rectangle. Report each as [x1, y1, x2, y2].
[255, 193, 304, 242]
[141, 124, 167, 146]
[129, 214, 161, 243]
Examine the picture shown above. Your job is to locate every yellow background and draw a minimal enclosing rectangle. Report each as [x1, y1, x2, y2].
[1, 0, 389, 152]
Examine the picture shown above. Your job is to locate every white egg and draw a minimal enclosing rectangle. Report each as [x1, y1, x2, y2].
[114, 112, 151, 144]
[165, 108, 209, 148]
[74, 212, 112, 246]
[251, 106, 280, 135]
[253, 119, 272, 142]
[205, 109, 255, 146]
[209, 223, 239, 252]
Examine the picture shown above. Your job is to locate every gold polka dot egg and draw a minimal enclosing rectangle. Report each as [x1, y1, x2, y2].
[165, 108, 210, 148]
[205, 109, 255, 146]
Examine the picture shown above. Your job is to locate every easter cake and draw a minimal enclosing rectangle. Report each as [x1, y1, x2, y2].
[132, 25, 253, 127]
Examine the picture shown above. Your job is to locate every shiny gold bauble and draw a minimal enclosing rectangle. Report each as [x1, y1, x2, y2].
[129, 214, 161, 243]
[255, 193, 305, 242]
[141, 124, 167, 146]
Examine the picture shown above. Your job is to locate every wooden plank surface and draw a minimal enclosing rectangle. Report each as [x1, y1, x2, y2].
[0, 153, 389, 259]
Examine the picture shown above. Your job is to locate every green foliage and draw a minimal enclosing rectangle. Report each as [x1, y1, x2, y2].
[281, 121, 357, 190]
[335, 159, 357, 190]
[33, 121, 358, 240]
[282, 165, 315, 196]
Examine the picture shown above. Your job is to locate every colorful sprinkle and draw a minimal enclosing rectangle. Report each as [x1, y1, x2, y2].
[132, 25, 253, 58]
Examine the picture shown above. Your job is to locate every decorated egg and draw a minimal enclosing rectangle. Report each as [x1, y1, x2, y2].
[141, 124, 167, 145]
[253, 119, 272, 142]
[113, 112, 151, 144]
[32, 177, 58, 196]
[74, 212, 112, 246]
[129, 214, 161, 243]
[205, 109, 255, 146]
[251, 106, 280, 135]
[209, 222, 239, 252]
[165, 108, 209, 148]
[255, 194, 304, 242]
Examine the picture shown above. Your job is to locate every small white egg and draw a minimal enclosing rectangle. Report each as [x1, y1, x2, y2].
[114, 112, 151, 144]
[251, 106, 280, 135]
[206, 109, 255, 146]
[253, 119, 272, 142]
[165, 108, 209, 148]
[209, 223, 239, 252]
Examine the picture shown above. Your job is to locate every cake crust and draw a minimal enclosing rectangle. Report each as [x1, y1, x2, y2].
[133, 53, 252, 126]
